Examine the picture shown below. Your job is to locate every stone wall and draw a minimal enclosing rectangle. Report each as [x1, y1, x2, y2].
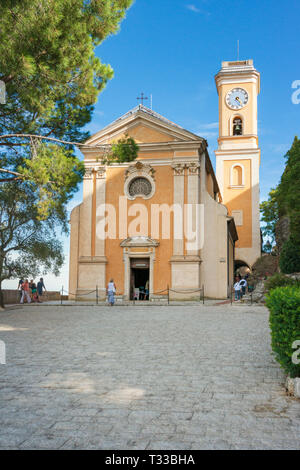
[2, 290, 61, 304]
[275, 216, 290, 253]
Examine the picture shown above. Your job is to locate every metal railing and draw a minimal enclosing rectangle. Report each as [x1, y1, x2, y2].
[59, 284, 205, 305]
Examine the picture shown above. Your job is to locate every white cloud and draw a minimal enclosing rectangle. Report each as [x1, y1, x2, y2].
[195, 122, 219, 138]
[198, 130, 218, 138]
[186, 4, 210, 15]
[186, 4, 201, 13]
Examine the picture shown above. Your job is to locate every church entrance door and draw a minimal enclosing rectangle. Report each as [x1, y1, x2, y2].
[130, 258, 150, 300]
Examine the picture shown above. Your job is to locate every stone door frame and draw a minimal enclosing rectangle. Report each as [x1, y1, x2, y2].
[120, 237, 159, 300]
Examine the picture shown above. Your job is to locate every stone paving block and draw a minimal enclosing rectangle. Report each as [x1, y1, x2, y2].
[19, 436, 69, 450]
[0, 304, 299, 450]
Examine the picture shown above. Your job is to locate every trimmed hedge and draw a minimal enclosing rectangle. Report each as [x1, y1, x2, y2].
[264, 273, 298, 293]
[266, 286, 300, 378]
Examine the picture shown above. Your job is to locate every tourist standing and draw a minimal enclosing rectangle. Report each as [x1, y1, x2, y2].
[20, 279, 31, 304]
[107, 279, 116, 306]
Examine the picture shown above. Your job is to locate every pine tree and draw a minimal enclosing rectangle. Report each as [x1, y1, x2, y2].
[0, 0, 134, 306]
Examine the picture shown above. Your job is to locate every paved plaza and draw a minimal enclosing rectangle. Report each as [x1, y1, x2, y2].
[0, 304, 299, 450]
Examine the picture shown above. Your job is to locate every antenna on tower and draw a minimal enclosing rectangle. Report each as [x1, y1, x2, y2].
[237, 40, 239, 60]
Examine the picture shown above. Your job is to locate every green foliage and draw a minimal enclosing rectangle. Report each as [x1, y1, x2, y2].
[0, 181, 65, 305]
[260, 187, 279, 249]
[102, 135, 139, 164]
[20, 144, 84, 221]
[279, 238, 300, 274]
[266, 286, 300, 378]
[277, 137, 300, 244]
[260, 137, 300, 256]
[0, 1, 133, 300]
[265, 273, 298, 293]
[0, 0, 134, 194]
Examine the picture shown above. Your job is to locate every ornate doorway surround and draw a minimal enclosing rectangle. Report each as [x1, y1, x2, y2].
[120, 236, 159, 300]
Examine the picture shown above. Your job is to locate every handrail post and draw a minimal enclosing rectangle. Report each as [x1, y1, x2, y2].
[96, 285, 98, 305]
[61, 285, 63, 305]
[167, 285, 169, 305]
[231, 285, 233, 305]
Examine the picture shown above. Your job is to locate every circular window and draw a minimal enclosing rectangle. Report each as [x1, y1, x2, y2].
[128, 177, 152, 197]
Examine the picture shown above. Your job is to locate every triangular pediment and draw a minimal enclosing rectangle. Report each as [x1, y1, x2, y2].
[85, 105, 201, 146]
[120, 236, 159, 248]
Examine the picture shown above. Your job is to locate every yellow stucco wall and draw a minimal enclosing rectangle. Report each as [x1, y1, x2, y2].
[105, 165, 173, 294]
[218, 82, 258, 137]
[223, 159, 252, 248]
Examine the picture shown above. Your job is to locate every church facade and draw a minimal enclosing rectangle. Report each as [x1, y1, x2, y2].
[69, 60, 261, 300]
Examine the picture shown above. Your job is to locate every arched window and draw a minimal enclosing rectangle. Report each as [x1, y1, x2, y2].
[230, 164, 244, 187]
[233, 117, 243, 136]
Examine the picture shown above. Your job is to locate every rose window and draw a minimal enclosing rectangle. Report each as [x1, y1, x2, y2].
[128, 177, 152, 197]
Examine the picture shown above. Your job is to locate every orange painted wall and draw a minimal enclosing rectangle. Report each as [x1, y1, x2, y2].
[128, 124, 175, 143]
[138, 151, 174, 160]
[223, 159, 252, 248]
[106, 125, 175, 145]
[105, 165, 173, 294]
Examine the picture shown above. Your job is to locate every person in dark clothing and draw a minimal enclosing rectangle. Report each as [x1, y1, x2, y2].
[37, 278, 46, 303]
[17, 279, 24, 301]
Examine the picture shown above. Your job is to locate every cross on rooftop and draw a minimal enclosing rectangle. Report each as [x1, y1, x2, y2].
[137, 92, 148, 106]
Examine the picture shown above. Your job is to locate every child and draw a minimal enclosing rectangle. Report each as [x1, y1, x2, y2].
[234, 280, 241, 301]
[239, 278, 247, 297]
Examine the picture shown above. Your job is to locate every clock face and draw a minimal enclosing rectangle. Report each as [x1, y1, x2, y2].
[226, 88, 249, 109]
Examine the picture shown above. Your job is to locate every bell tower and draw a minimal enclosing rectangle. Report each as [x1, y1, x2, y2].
[215, 60, 261, 268]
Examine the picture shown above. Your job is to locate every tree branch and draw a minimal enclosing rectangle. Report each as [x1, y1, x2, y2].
[0, 133, 109, 149]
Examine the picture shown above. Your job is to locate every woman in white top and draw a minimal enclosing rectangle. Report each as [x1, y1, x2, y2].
[107, 279, 116, 306]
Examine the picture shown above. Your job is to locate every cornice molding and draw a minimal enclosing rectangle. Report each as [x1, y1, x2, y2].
[85, 109, 202, 146]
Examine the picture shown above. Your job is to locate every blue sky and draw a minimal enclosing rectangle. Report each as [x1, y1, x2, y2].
[4, 0, 300, 290]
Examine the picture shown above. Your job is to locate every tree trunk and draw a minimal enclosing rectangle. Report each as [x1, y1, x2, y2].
[0, 282, 4, 309]
[0, 259, 5, 309]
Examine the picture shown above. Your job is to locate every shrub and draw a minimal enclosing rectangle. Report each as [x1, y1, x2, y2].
[266, 286, 300, 378]
[248, 254, 278, 289]
[279, 238, 300, 274]
[264, 273, 298, 293]
[252, 254, 278, 279]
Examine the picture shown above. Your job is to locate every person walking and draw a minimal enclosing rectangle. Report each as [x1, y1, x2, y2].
[107, 279, 116, 306]
[20, 279, 31, 304]
[17, 278, 24, 302]
[234, 280, 241, 301]
[144, 279, 149, 300]
[37, 278, 46, 303]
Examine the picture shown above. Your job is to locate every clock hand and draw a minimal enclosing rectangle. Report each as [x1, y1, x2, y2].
[235, 96, 242, 106]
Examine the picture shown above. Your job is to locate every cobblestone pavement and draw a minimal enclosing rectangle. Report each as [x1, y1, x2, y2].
[0, 305, 299, 450]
